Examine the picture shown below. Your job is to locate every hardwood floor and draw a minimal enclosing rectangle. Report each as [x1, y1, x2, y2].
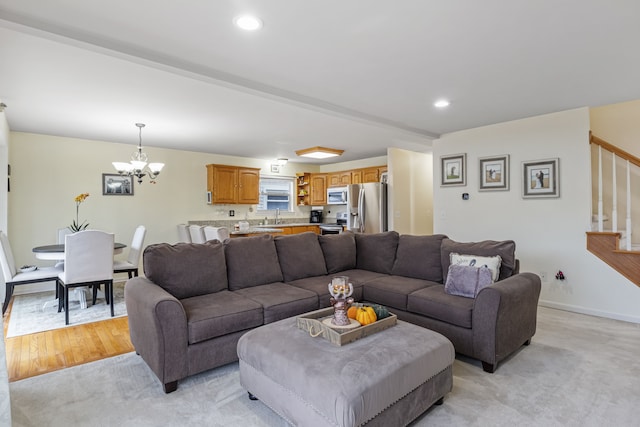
[2, 298, 134, 382]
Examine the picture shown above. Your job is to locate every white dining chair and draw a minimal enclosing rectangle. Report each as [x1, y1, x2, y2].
[114, 225, 146, 279]
[57, 230, 114, 325]
[0, 231, 63, 315]
[57, 227, 73, 244]
[188, 225, 206, 243]
[177, 224, 191, 243]
[203, 226, 230, 242]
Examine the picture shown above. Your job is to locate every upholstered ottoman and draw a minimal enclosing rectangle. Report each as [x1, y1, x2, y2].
[237, 317, 454, 427]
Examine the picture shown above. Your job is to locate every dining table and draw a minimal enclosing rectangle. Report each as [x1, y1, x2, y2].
[32, 242, 127, 260]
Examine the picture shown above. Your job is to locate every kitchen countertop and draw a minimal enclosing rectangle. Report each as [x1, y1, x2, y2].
[229, 227, 284, 235]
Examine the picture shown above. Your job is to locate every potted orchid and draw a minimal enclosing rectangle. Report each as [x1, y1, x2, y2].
[70, 192, 90, 232]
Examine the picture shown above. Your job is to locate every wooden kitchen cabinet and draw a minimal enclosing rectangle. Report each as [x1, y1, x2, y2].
[362, 167, 380, 183]
[327, 171, 351, 187]
[309, 173, 327, 205]
[207, 164, 260, 204]
[351, 170, 363, 184]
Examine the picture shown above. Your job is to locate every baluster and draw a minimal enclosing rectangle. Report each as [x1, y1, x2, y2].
[612, 153, 617, 232]
[626, 160, 631, 251]
[598, 146, 603, 232]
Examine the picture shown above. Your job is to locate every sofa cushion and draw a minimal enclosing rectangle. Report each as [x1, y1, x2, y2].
[224, 234, 284, 291]
[181, 290, 263, 345]
[318, 232, 356, 274]
[441, 238, 516, 281]
[143, 242, 227, 300]
[449, 252, 502, 282]
[407, 285, 475, 329]
[391, 234, 447, 282]
[362, 275, 438, 311]
[275, 232, 328, 282]
[233, 283, 318, 324]
[355, 231, 400, 274]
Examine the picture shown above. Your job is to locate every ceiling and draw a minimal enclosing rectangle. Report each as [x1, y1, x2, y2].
[1, 1, 640, 164]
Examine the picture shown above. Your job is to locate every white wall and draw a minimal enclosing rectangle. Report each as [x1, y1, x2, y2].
[387, 148, 433, 235]
[5, 132, 317, 293]
[434, 108, 640, 323]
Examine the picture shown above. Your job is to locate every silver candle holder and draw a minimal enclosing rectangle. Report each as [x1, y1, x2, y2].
[328, 276, 354, 326]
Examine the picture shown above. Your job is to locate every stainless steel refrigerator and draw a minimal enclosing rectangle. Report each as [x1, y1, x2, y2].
[346, 182, 387, 233]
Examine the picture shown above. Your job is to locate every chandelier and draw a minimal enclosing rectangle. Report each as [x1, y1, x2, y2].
[112, 123, 164, 184]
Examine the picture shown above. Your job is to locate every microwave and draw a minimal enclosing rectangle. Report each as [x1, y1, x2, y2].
[327, 186, 348, 204]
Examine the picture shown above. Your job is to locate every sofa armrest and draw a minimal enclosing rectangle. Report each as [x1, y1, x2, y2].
[471, 272, 541, 370]
[124, 277, 189, 390]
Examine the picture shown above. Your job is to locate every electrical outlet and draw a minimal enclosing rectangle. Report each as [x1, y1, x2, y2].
[540, 272, 547, 282]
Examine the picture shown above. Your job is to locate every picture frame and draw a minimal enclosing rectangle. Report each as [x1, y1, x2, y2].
[440, 153, 466, 186]
[270, 164, 281, 173]
[479, 155, 510, 191]
[102, 173, 134, 196]
[522, 158, 559, 198]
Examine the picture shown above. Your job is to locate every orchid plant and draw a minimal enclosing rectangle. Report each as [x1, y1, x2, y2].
[70, 192, 90, 232]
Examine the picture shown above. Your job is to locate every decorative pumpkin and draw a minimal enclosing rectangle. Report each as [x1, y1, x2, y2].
[355, 306, 377, 325]
[369, 304, 390, 320]
[347, 305, 360, 320]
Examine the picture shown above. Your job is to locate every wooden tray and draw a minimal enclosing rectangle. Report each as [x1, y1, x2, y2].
[296, 307, 397, 346]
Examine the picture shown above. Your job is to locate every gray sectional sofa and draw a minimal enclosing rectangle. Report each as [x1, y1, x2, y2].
[125, 231, 541, 393]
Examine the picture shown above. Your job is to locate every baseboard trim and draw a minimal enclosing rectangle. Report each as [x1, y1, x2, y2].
[539, 300, 640, 324]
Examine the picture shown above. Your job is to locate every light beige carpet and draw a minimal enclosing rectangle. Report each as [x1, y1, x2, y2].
[6, 281, 127, 337]
[8, 306, 640, 426]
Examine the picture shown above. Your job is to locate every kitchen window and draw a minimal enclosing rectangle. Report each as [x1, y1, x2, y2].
[258, 177, 294, 212]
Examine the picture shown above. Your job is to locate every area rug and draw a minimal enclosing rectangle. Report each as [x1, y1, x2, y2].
[6, 281, 127, 337]
[8, 307, 640, 427]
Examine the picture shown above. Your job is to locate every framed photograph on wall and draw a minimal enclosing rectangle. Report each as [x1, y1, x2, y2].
[522, 158, 559, 198]
[479, 155, 509, 191]
[102, 173, 134, 196]
[440, 153, 466, 186]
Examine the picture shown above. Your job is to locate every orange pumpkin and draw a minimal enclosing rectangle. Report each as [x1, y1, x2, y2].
[347, 306, 359, 320]
[355, 306, 377, 325]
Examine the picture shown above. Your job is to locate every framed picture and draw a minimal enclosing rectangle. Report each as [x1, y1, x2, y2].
[270, 164, 281, 173]
[522, 158, 559, 198]
[479, 155, 509, 191]
[102, 173, 134, 196]
[440, 153, 466, 186]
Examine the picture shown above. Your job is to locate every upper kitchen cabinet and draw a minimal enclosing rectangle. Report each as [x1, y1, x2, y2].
[328, 171, 352, 187]
[362, 167, 380, 183]
[207, 164, 260, 204]
[309, 173, 327, 205]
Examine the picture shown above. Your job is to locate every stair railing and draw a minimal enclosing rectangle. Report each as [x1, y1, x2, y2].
[589, 133, 640, 250]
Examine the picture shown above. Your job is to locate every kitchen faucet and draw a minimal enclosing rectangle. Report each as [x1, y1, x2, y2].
[275, 208, 281, 224]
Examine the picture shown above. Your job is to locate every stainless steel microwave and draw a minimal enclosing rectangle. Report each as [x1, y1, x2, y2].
[327, 186, 348, 204]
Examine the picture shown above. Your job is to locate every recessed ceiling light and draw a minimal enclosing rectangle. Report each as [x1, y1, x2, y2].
[234, 15, 263, 31]
[434, 99, 450, 108]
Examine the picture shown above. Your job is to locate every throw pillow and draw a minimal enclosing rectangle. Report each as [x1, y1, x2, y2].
[449, 252, 502, 283]
[441, 238, 516, 281]
[444, 264, 493, 298]
[274, 232, 328, 282]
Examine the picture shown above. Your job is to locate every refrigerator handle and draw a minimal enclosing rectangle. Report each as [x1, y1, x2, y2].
[358, 187, 365, 233]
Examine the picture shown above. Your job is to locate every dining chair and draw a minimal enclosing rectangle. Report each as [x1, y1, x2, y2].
[188, 225, 206, 243]
[114, 225, 146, 279]
[177, 224, 191, 243]
[57, 230, 114, 325]
[203, 226, 230, 242]
[57, 227, 73, 244]
[0, 231, 63, 315]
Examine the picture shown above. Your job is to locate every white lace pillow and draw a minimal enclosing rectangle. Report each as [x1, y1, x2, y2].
[449, 253, 502, 283]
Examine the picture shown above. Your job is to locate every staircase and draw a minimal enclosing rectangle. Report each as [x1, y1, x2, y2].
[588, 133, 640, 287]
